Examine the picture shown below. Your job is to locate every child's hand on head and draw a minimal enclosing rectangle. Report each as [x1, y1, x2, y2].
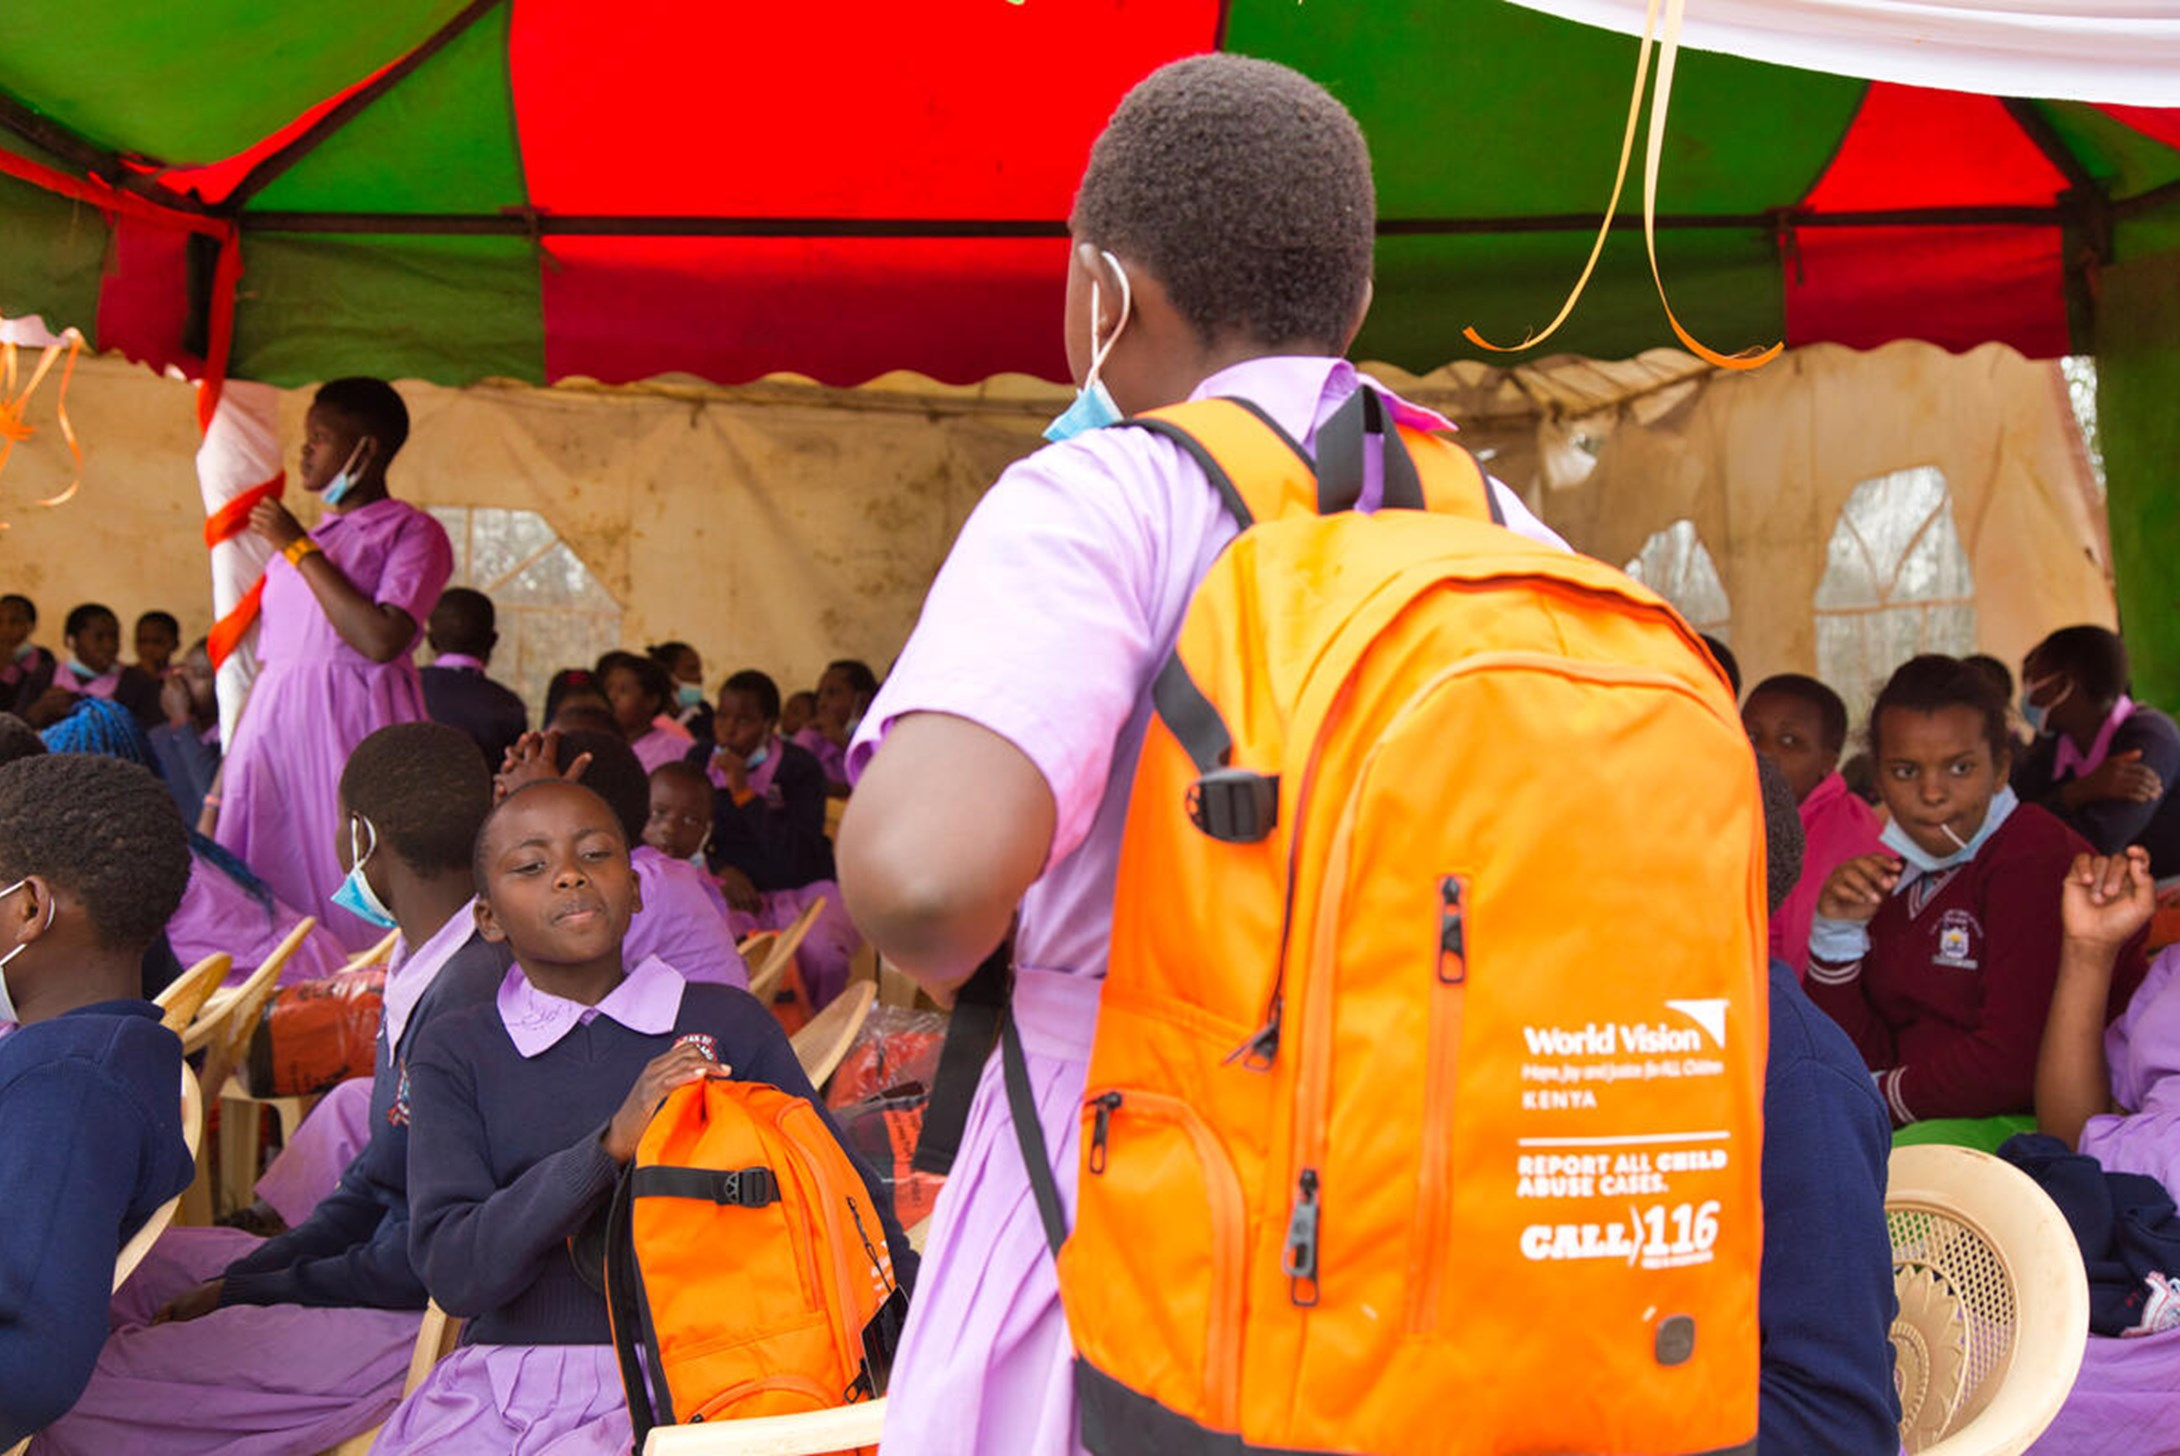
[495, 730, 595, 803]
[602, 1043, 731, 1164]
[1817, 853, 1904, 923]
[2060, 847, 2156, 951]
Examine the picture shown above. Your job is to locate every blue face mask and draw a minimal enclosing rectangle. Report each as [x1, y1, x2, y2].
[332, 816, 399, 930]
[1043, 251, 1132, 445]
[2021, 674, 2068, 738]
[320, 439, 371, 509]
[1880, 785, 2020, 877]
[745, 744, 769, 770]
[675, 683, 705, 711]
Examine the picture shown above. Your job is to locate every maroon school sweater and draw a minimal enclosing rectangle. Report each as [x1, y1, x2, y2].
[1805, 804, 2147, 1126]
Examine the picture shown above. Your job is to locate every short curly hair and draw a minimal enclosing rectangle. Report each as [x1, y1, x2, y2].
[315, 377, 411, 460]
[552, 728, 652, 844]
[1868, 655, 2012, 765]
[339, 723, 492, 878]
[1749, 673, 1850, 755]
[1071, 54, 1375, 352]
[0, 713, 46, 766]
[722, 669, 781, 723]
[0, 754, 190, 952]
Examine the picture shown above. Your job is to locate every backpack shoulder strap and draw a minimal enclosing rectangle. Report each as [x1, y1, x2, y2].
[1313, 385, 1502, 525]
[1127, 397, 1317, 528]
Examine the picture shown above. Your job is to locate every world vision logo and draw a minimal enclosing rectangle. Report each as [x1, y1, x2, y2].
[1522, 1000, 1729, 1056]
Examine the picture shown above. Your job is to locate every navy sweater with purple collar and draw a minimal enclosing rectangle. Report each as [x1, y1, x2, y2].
[405, 978, 915, 1347]
[0, 1000, 195, 1445]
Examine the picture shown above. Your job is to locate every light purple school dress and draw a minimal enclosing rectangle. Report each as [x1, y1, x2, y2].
[255, 1076, 373, 1227]
[369, 960, 690, 1456]
[630, 845, 750, 989]
[26, 906, 491, 1456]
[214, 498, 453, 951]
[708, 741, 861, 1008]
[169, 855, 348, 990]
[631, 714, 696, 775]
[2030, 946, 2180, 1453]
[850, 356, 1565, 1456]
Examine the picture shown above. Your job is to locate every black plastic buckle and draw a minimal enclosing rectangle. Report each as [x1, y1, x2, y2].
[1187, 768, 1279, 844]
[710, 1168, 780, 1207]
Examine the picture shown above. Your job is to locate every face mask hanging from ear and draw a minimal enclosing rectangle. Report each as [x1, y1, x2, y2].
[2021, 674, 2070, 738]
[0, 876, 56, 1025]
[321, 439, 372, 509]
[1044, 251, 1133, 444]
[332, 816, 400, 931]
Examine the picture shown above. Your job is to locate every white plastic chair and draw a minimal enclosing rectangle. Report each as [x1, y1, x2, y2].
[745, 896, 827, 1006]
[790, 981, 875, 1092]
[642, 1397, 886, 1455]
[1887, 1143, 2089, 1456]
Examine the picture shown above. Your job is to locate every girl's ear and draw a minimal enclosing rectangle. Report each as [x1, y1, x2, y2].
[473, 897, 507, 945]
[1080, 243, 1129, 337]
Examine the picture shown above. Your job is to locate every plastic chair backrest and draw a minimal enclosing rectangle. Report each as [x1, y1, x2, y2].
[641, 1396, 885, 1455]
[1886, 1143, 2089, 1456]
[156, 952, 233, 1034]
[404, 1299, 464, 1397]
[748, 897, 827, 1002]
[186, 917, 318, 1085]
[789, 981, 874, 1090]
[338, 927, 401, 976]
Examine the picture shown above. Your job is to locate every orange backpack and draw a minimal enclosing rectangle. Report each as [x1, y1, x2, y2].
[599, 1076, 907, 1450]
[1001, 390, 1768, 1455]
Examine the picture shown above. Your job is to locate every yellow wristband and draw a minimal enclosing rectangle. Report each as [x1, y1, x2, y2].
[283, 537, 322, 567]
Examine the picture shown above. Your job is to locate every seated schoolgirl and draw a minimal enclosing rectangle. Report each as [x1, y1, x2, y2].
[544, 667, 613, 732]
[2015, 625, 2180, 877]
[25, 604, 161, 731]
[794, 659, 875, 798]
[379, 780, 913, 1453]
[41, 697, 347, 988]
[2003, 846, 2180, 1452]
[504, 727, 749, 989]
[132, 611, 180, 678]
[0, 593, 58, 717]
[1807, 655, 2148, 1127]
[691, 670, 858, 1007]
[779, 689, 816, 741]
[34, 723, 511, 1456]
[1743, 673, 1886, 973]
[146, 638, 221, 830]
[598, 649, 694, 774]
[644, 762, 734, 919]
[649, 639, 712, 740]
[0, 755, 196, 1447]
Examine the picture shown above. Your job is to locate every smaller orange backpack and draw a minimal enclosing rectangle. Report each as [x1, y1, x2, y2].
[598, 1075, 907, 1450]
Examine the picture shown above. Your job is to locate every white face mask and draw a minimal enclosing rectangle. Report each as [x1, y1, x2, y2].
[1043, 251, 1132, 444]
[0, 876, 55, 1024]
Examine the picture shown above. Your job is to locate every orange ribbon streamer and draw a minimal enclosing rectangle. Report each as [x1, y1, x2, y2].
[1464, 0, 1780, 371]
[0, 322, 87, 526]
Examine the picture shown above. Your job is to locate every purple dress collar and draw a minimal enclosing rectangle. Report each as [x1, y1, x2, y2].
[496, 954, 685, 1058]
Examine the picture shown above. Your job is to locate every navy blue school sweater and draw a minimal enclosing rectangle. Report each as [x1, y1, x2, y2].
[0, 1001, 195, 1445]
[217, 930, 513, 1310]
[2014, 704, 2180, 877]
[686, 736, 836, 891]
[405, 979, 915, 1347]
[1759, 958, 1901, 1455]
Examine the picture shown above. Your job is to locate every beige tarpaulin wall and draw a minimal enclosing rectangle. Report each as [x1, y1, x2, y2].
[0, 341, 2108, 714]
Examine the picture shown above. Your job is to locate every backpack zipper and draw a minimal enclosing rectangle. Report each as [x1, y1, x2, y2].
[776, 1101, 868, 1387]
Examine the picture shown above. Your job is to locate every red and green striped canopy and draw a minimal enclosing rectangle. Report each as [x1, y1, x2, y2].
[2, 1, 2177, 390]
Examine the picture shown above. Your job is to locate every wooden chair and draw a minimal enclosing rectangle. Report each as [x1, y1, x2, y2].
[905, 1217, 931, 1256]
[790, 981, 874, 1092]
[642, 1398, 886, 1456]
[154, 952, 233, 1035]
[1887, 1143, 2089, 1456]
[319, 1299, 464, 1456]
[746, 897, 827, 1006]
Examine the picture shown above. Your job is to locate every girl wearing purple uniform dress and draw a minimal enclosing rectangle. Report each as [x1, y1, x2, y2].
[839, 56, 1564, 1456]
[215, 378, 454, 950]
